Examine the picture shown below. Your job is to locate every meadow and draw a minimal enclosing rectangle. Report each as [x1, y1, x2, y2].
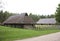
[0, 25, 60, 41]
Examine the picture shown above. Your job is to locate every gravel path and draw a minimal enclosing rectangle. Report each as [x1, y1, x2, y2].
[15, 32, 60, 41]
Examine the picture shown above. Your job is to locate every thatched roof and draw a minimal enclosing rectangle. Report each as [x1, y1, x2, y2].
[37, 18, 56, 24]
[3, 13, 35, 24]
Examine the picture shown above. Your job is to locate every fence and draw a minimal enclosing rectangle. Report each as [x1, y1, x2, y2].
[34, 25, 60, 30]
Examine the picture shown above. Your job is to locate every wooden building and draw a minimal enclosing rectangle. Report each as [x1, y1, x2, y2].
[37, 18, 56, 25]
[3, 13, 35, 29]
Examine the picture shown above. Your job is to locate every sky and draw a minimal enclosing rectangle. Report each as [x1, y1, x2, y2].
[1, 0, 60, 15]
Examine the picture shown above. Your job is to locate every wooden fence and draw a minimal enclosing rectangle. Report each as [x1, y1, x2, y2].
[34, 25, 60, 30]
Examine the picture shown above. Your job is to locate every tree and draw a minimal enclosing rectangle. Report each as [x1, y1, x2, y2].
[55, 4, 60, 23]
[47, 14, 55, 18]
[0, 10, 4, 23]
[0, 10, 14, 23]
[40, 15, 46, 18]
[29, 13, 48, 22]
[50, 14, 55, 18]
[29, 13, 40, 22]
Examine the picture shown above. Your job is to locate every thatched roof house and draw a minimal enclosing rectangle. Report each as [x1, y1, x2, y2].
[37, 18, 56, 25]
[3, 13, 35, 29]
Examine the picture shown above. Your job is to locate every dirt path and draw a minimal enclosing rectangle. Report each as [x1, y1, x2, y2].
[15, 32, 60, 41]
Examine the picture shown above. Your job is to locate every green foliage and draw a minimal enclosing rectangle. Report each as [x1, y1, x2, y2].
[47, 14, 55, 18]
[55, 4, 60, 23]
[39, 15, 46, 18]
[0, 10, 14, 23]
[29, 13, 55, 22]
[29, 13, 40, 22]
[0, 10, 4, 22]
[0, 26, 60, 41]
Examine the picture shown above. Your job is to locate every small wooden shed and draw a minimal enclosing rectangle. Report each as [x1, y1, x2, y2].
[3, 13, 35, 29]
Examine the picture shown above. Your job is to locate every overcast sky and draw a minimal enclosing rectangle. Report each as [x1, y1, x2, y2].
[2, 0, 60, 15]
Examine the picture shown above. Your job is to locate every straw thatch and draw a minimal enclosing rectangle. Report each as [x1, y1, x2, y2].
[3, 13, 35, 24]
[37, 18, 56, 25]
[3, 13, 35, 29]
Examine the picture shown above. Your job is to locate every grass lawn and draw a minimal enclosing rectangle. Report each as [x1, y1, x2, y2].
[0, 26, 60, 41]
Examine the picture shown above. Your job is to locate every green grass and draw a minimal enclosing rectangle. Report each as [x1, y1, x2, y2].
[0, 26, 60, 41]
